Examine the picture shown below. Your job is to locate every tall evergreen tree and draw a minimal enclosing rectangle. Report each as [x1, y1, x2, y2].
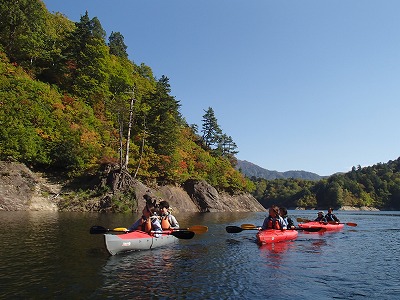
[108, 31, 128, 58]
[201, 107, 221, 148]
[219, 134, 238, 157]
[143, 76, 181, 156]
[62, 11, 110, 104]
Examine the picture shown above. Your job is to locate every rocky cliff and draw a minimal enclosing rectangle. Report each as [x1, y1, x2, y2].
[0, 161, 265, 212]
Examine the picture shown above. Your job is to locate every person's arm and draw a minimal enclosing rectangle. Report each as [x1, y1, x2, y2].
[287, 217, 295, 229]
[261, 217, 269, 230]
[169, 215, 179, 229]
[279, 217, 287, 230]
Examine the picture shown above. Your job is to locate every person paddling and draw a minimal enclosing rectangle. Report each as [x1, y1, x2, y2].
[128, 195, 162, 234]
[279, 207, 295, 229]
[158, 200, 180, 230]
[325, 207, 340, 222]
[314, 211, 327, 222]
[260, 205, 287, 230]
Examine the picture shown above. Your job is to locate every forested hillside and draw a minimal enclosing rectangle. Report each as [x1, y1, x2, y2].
[0, 0, 254, 193]
[253, 158, 400, 210]
[1, 1, 398, 211]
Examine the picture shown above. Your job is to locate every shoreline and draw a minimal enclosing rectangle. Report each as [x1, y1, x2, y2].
[293, 206, 380, 211]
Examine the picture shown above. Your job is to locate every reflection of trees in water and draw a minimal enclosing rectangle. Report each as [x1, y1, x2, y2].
[175, 211, 262, 227]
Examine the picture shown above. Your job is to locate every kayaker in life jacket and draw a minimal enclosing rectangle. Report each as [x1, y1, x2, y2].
[315, 211, 327, 222]
[279, 207, 295, 229]
[128, 195, 162, 235]
[260, 205, 287, 230]
[325, 207, 340, 222]
[158, 200, 180, 230]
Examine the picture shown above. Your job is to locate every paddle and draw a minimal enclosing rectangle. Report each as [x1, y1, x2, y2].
[153, 230, 195, 239]
[157, 225, 207, 234]
[296, 217, 357, 227]
[90, 225, 127, 234]
[180, 225, 208, 234]
[240, 224, 324, 232]
[89, 225, 195, 239]
[226, 225, 259, 233]
[328, 221, 357, 227]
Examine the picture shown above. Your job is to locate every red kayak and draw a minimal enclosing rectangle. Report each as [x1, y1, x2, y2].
[256, 229, 298, 244]
[298, 221, 344, 231]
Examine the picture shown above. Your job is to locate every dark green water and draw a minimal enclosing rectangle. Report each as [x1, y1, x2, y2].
[1, 210, 399, 299]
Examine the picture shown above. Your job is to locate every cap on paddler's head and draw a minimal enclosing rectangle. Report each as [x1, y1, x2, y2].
[143, 194, 152, 201]
[318, 211, 324, 215]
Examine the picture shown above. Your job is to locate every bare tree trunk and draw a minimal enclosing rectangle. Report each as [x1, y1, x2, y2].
[122, 88, 135, 171]
[118, 113, 124, 170]
[133, 117, 146, 179]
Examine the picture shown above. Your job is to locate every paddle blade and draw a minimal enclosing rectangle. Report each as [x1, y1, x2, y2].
[296, 217, 312, 223]
[241, 224, 257, 229]
[328, 221, 358, 227]
[90, 225, 107, 234]
[226, 226, 244, 233]
[346, 222, 357, 227]
[241, 223, 256, 228]
[113, 227, 128, 232]
[171, 230, 195, 239]
[187, 225, 208, 234]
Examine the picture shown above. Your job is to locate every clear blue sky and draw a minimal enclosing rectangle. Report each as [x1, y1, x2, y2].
[43, 0, 400, 176]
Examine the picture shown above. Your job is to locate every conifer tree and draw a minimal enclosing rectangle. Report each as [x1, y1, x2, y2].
[143, 75, 181, 156]
[201, 107, 221, 149]
[108, 31, 128, 58]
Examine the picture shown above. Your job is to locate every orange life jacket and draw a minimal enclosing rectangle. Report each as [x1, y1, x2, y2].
[138, 218, 152, 233]
[161, 215, 171, 230]
[267, 218, 281, 230]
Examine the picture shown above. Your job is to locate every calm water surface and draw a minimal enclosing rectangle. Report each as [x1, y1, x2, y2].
[1, 210, 399, 299]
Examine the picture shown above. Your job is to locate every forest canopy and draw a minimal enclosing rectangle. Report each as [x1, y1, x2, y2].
[1, 1, 398, 210]
[252, 159, 400, 210]
[0, 0, 253, 193]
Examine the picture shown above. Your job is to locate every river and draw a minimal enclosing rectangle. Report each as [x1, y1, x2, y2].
[1, 210, 399, 299]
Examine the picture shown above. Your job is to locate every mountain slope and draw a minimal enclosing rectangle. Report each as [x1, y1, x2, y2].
[236, 160, 322, 181]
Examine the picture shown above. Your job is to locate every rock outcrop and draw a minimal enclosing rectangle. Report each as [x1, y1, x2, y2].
[0, 161, 266, 212]
[0, 161, 59, 211]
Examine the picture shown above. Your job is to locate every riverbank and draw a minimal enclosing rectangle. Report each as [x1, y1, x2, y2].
[338, 205, 380, 211]
[0, 161, 383, 212]
[0, 161, 266, 212]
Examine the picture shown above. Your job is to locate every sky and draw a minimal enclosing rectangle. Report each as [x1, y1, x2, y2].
[42, 0, 400, 176]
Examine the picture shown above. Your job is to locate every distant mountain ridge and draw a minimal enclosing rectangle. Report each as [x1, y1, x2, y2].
[236, 160, 323, 181]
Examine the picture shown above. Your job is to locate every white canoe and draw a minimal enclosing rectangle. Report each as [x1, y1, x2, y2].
[104, 230, 177, 255]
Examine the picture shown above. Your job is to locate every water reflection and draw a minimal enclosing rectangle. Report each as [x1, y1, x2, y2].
[259, 240, 295, 254]
[2, 210, 400, 299]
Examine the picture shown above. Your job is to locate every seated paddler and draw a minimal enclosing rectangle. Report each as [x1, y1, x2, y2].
[128, 194, 162, 235]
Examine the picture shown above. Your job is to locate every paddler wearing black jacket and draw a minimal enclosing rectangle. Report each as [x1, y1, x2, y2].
[279, 207, 295, 229]
[325, 207, 340, 222]
[315, 211, 327, 222]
